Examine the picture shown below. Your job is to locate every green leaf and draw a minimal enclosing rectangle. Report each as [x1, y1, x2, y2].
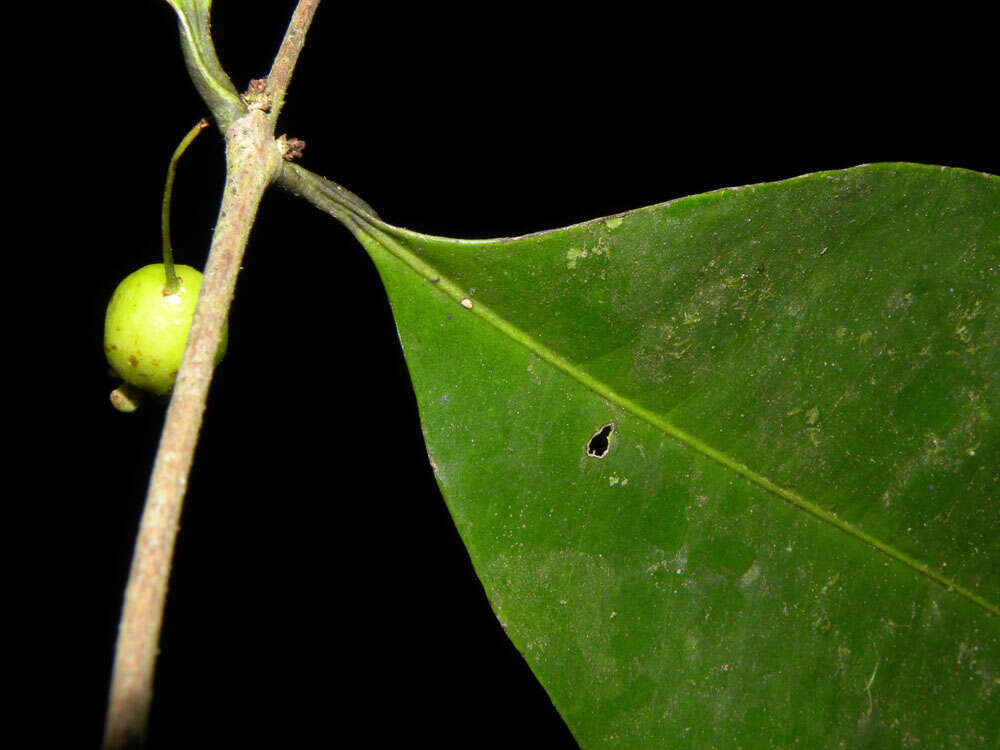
[347, 163, 999, 746]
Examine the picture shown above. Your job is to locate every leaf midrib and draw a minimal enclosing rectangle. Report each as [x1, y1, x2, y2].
[353, 214, 999, 619]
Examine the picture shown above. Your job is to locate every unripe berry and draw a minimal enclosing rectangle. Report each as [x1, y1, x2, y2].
[104, 263, 228, 396]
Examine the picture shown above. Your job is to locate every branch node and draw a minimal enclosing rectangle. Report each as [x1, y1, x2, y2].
[241, 78, 271, 112]
[278, 135, 306, 161]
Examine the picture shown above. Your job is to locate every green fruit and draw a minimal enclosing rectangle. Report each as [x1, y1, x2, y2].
[104, 263, 228, 396]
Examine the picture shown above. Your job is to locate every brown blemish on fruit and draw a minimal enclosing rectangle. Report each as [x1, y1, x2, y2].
[162, 275, 183, 296]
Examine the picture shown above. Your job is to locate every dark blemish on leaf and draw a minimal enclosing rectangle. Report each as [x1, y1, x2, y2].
[446, 313, 452, 320]
[431, 277, 440, 283]
[587, 423, 615, 459]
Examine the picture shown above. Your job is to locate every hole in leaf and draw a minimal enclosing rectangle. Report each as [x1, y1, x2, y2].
[587, 423, 614, 459]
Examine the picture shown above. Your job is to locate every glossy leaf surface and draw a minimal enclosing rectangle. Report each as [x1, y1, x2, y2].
[349, 163, 999, 746]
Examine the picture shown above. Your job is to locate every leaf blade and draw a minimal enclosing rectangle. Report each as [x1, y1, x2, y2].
[351, 163, 1000, 745]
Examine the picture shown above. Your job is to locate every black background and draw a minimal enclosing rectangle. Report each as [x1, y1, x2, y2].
[46, 3, 996, 748]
